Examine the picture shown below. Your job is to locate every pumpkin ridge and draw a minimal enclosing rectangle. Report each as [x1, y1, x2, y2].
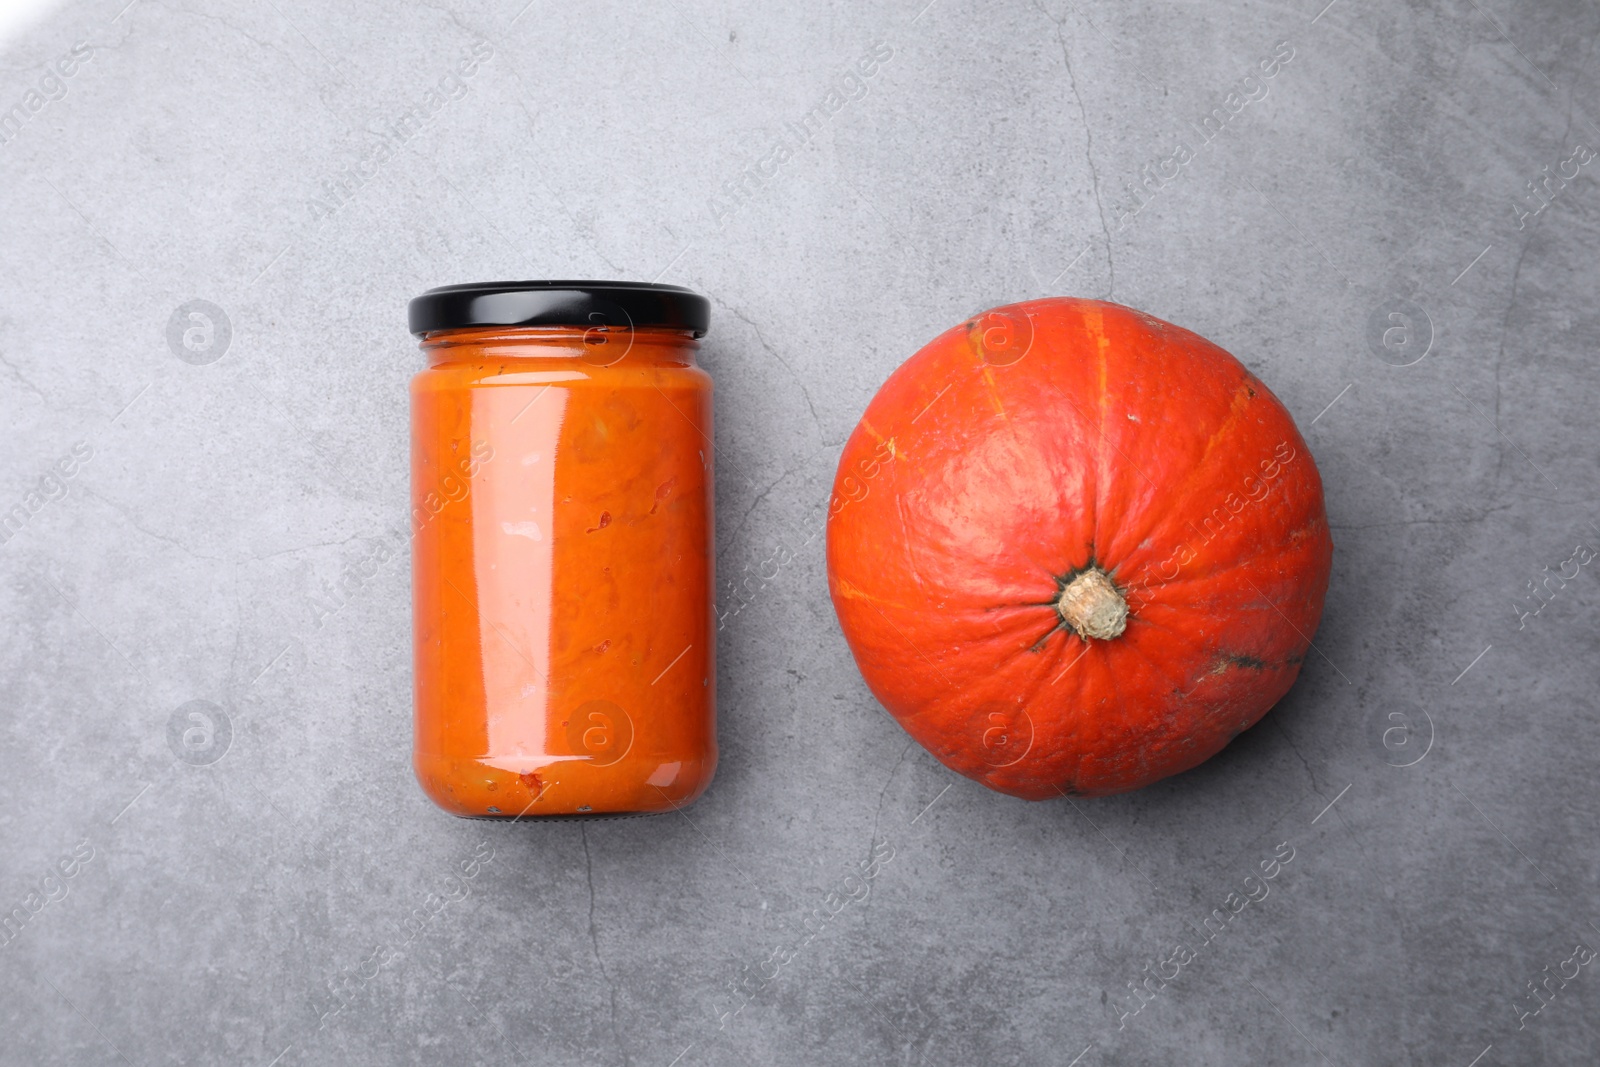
[1127, 631, 1198, 696]
[1177, 531, 1331, 600]
[1073, 648, 1133, 793]
[862, 598, 959, 689]
[894, 492, 927, 593]
[1119, 535, 1323, 602]
[1088, 305, 1111, 570]
[1114, 450, 1324, 588]
[1020, 630, 1091, 708]
[1107, 377, 1265, 561]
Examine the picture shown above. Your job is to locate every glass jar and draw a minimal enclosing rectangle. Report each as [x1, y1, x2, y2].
[407, 281, 716, 818]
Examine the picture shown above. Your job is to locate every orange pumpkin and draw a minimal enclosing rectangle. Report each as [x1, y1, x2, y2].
[825, 298, 1333, 798]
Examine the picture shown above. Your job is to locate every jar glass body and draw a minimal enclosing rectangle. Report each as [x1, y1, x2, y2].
[410, 325, 715, 817]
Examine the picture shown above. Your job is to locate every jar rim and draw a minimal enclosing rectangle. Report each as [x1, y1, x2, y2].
[408, 280, 710, 338]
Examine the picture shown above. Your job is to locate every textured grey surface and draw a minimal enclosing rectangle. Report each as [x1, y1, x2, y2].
[1, 0, 1597, 1064]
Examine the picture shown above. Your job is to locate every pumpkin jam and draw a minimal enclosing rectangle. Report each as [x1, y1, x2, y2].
[409, 288, 716, 819]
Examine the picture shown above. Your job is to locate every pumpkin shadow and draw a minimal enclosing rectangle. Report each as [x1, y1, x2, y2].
[1053, 669, 1349, 883]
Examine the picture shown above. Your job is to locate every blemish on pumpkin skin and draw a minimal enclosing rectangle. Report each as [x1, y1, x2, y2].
[1193, 389, 1253, 470]
[1027, 625, 1061, 653]
[1211, 654, 1269, 674]
[830, 576, 922, 611]
[859, 418, 891, 448]
[519, 772, 545, 798]
[586, 511, 612, 533]
[979, 366, 1009, 420]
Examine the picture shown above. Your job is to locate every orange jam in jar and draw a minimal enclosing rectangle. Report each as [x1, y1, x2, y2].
[408, 282, 716, 818]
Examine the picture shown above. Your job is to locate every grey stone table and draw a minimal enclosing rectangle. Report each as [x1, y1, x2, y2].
[1, 0, 1596, 1064]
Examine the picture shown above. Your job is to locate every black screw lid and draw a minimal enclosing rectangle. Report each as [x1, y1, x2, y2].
[408, 280, 710, 338]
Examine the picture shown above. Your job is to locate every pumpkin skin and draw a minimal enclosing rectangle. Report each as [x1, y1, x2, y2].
[825, 298, 1332, 799]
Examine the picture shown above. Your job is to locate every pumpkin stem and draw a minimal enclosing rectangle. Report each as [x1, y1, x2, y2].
[1057, 567, 1128, 640]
